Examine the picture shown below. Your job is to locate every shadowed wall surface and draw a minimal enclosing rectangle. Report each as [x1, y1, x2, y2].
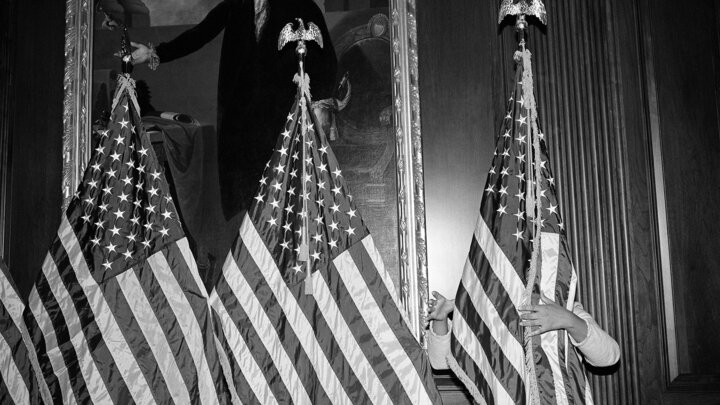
[4, 0, 65, 297]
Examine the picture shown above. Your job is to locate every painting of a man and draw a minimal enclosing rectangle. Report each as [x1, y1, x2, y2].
[131, 0, 338, 220]
[100, 0, 400, 287]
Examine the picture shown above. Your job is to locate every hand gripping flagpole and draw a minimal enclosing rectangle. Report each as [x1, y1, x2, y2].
[278, 19, 324, 294]
[499, 2, 546, 404]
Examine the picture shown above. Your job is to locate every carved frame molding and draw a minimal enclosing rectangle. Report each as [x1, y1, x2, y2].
[390, 0, 429, 341]
[62, 0, 430, 340]
[62, 0, 93, 211]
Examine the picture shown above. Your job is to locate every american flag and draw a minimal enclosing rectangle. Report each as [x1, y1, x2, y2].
[23, 74, 230, 404]
[209, 72, 441, 404]
[447, 44, 593, 404]
[0, 260, 51, 404]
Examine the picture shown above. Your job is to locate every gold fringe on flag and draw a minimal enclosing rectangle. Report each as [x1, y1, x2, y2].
[446, 354, 489, 405]
[294, 70, 313, 293]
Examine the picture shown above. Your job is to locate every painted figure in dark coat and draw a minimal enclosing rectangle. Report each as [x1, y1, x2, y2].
[132, 0, 337, 220]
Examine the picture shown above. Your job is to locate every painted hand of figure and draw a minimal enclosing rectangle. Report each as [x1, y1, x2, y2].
[130, 42, 151, 64]
[518, 292, 587, 341]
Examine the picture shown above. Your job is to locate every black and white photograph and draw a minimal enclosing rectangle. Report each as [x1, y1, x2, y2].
[1, 0, 719, 403]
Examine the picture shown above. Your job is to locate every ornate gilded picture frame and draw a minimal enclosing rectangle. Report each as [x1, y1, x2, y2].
[61, 0, 429, 340]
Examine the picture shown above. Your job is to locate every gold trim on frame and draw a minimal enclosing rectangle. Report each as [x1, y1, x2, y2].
[62, 0, 93, 210]
[390, 0, 429, 341]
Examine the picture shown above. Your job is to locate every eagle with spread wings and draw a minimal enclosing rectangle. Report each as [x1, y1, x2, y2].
[278, 18, 324, 51]
[498, 0, 547, 25]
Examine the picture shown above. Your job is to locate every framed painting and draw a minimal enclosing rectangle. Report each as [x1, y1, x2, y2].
[61, 0, 429, 339]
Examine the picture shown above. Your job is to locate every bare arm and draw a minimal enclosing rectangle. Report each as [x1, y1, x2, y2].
[519, 292, 588, 341]
[428, 291, 454, 335]
[570, 303, 621, 367]
[426, 291, 455, 369]
[519, 294, 620, 367]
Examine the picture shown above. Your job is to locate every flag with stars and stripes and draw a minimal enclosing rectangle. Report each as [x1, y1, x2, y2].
[446, 44, 593, 404]
[23, 74, 231, 404]
[209, 71, 441, 405]
[0, 259, 52, 404]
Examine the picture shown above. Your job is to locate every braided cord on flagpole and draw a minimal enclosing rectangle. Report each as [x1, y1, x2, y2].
[111, 74, 140, 115]
[518, 32, 544, 405]
[293, 54, 314, 294]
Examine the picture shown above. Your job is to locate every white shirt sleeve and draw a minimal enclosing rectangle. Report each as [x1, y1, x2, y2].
[569, 302, 620, 367]
[426, 320, 452, 370]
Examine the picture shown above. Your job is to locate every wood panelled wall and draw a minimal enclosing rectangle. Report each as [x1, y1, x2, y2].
[644, 0, 720, 378]
[417, 1, 496, 402]
[419, 0, 497, 305]
[626, 0, 720, 401]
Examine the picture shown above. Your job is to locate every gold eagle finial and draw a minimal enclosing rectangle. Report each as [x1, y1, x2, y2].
[278, 18, 324, 52]
[498, 0, 547, 25]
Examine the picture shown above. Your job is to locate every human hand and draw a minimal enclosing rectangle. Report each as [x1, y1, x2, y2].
[130, 42, 151, 64]
[428, 291, 454, 322]
[518, 292, 587, 341]
[427, 291, 454, 335]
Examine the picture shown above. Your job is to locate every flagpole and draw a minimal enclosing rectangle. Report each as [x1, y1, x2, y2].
[296, 38, 312, 292]
[447, 3, 593, 403]
[278, 19, 324, 295]
[499, 2, 547, 404]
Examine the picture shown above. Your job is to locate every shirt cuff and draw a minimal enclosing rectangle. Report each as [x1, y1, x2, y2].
[426, 321, 452, 370]
[428, 321, 452, 338]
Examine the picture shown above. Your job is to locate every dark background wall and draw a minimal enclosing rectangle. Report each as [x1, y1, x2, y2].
[2, 0, 720, 403]
[1, 0, 65, 296]
[0, 0, 14, 263]
[648, 0, 720, 375]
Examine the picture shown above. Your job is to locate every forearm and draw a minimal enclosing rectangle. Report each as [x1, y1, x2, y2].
[431, 318, 449, 336]
[427, 321, 451, 370]
[564, 312, 588, 343]
[156, 1, 229, 63]
[571, 304, 620, 367]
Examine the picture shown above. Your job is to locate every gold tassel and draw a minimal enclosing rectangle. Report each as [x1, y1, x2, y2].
[296, 69, 314, 295]
[301, 226, 312, 293]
